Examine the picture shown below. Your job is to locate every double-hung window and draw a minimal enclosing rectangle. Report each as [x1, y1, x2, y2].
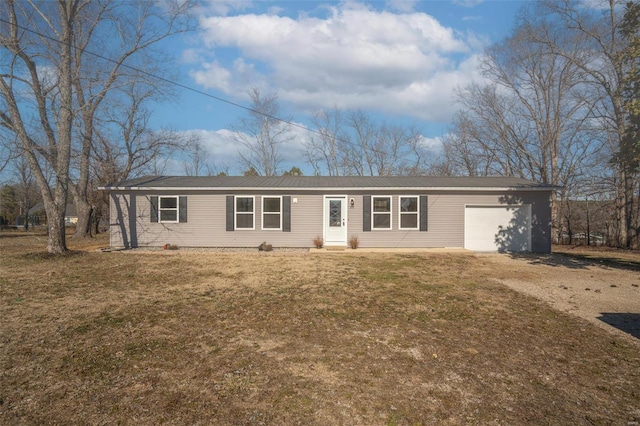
[262, 196, 282, 230]
[372, 196, 392, 230]
[159, 196, 179, 223]
[399, 196, 419, 230]
[235, 196, 255, 229]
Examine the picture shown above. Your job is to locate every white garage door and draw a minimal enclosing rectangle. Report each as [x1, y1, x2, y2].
[464, 205, 531, 252]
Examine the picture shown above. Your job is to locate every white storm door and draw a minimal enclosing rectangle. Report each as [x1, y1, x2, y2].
[324, 196, 348, 246]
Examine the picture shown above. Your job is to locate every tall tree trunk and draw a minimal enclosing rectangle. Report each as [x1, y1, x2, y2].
[45, 1, 76, 253]
[43, 196, 68, 253]
[73, 193, 93, 240]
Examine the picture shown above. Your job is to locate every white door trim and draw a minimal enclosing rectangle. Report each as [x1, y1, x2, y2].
[323, 195, 348, 246]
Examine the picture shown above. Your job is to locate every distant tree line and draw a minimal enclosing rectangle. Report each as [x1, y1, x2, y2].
[228, 88, 429, 178]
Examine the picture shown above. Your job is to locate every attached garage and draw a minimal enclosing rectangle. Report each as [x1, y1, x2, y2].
[464, 205, 532, 252]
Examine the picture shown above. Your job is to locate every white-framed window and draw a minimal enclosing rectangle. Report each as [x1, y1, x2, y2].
[372, 196, 392, 230]
[262, 196, 282, 230]
[159, 196, 179, 223]
[399, 196, 419, 230]
[235, 196, 255, 229]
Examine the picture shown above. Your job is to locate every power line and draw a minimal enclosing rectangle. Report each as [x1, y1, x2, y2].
[0, 16, 427, 170]
[0, 18, 308, 132]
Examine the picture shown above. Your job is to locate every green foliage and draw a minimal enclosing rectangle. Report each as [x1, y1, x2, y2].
[282, 166, 303, 176]
[620, 1, 640, 172]
[243, 167, 259, 176]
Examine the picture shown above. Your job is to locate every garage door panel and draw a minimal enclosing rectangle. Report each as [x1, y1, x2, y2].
[464, 205, 531, 252]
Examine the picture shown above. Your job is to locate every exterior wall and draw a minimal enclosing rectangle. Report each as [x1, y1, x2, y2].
[110, 190, 325, 249]
[345, 190, 551, 252]
[109, 189, 552, 252]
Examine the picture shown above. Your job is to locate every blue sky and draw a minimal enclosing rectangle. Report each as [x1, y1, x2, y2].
[151, 0, 527, 175]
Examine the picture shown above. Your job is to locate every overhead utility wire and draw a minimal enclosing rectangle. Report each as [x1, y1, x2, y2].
[1, 17, 424, 165]
[0, 18, 307, 132]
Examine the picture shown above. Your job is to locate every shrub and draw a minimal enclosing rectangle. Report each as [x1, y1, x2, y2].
[349, 235, 359, 249]
[313, 235, 324, 249]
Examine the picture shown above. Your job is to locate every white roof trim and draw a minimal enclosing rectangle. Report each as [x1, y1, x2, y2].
[100, 186, 554, 192]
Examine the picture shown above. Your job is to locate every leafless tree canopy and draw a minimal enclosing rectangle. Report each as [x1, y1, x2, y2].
[304, 108, 428, 176]
[0, 0, 193, 251]
[439, 0, 640, 248]
[232, 88, 293, 177]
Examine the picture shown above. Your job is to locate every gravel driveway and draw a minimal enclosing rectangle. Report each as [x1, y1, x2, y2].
[480, 252, 640, 345]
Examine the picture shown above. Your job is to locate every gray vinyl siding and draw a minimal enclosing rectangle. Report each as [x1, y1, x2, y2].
[110, 191, 324, 248]
[347, 191, 551, 252]
[109, 189, 552, 252]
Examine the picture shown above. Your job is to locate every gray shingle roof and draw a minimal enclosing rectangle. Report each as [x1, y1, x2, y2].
[102, 175, 556, 191]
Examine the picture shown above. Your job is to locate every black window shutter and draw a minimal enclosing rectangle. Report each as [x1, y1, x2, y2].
[150, 196, 158, 222]
[420, 195, 428, 232]
[283, 196, 291, 232]
[226, 195, 234, 231]
[363, 195, 371, 232]
[179, 196, 188, 223]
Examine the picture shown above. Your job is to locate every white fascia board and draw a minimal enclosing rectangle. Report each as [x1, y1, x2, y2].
[100, 186, 555, 192]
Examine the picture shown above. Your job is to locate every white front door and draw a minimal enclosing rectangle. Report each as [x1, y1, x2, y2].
[324, 196, 348, 246]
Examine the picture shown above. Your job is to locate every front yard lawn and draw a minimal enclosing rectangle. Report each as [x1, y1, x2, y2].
[1, 233, 638, 424]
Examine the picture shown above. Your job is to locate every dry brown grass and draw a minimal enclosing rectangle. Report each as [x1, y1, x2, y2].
[1, 232, 639, 425]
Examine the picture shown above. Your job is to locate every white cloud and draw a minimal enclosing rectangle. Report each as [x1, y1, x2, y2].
[418, 135, 444, 152]
[190, 1, 487, 123]
[178, 124, 312, 174]
[181, 48, 201, 64]
[190, 61, 233, 93]
[179, 129, 240, 170]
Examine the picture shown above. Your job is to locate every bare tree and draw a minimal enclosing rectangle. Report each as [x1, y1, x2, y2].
[90, 125, 187, 236]
[182, 136, 212, 177]
[429, 125, 493, 177]
[305, 107, 428, 176]
[534, 0, 638, 247]
[233, 88, 293, 176]
[343, 110, 377, 176]
[67, 1, 193, 239]
[95, 80, 186, 183]
[1, 0, 77, 253]
[306, 107, 348, 176]
[445, 9, 602, 238]
[0, 132, 19, 175]
[0, 0, 193, 252]
[374, 124, 425, 175]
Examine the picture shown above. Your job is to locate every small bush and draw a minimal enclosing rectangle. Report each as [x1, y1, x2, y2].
[313, 235, 324, 249]
[349, 235, 359, 249]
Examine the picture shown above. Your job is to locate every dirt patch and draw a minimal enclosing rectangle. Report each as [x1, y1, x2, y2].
[1, 235, 639, 425]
